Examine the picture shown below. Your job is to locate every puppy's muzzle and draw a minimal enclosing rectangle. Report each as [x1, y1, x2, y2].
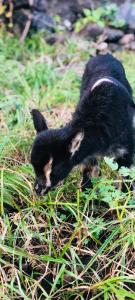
[34, 182, 50, 196]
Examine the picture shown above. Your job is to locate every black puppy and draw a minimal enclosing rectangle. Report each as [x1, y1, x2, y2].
[31, 54, 135, 195]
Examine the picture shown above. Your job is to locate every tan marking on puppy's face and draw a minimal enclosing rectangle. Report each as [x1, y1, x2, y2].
[43, 157, 53, 188]
[69, 131, 84, 157]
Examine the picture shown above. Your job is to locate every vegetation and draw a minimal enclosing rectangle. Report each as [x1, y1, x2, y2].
[0, 30, 135, 299]
[75, 5, 125, 33]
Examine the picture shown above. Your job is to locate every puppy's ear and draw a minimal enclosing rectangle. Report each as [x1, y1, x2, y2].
[31, 109, 48, 133]
[69, 131, 84, 157]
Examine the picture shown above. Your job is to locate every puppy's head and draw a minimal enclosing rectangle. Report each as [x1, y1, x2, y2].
[30, 110, 84, 196]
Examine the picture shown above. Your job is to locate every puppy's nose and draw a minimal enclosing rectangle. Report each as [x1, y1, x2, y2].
[34, 182, 50, 196]
[34, 183, 44, 196]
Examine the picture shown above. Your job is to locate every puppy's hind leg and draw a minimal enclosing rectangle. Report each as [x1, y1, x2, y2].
[81, 158, 100, 192]
[116, 154, 133, 192]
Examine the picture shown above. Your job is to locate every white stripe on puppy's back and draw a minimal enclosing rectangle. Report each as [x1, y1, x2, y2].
[91, 78, 116, 92]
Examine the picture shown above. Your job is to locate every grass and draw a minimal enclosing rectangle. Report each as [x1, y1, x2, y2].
[0, 29, 135, 299]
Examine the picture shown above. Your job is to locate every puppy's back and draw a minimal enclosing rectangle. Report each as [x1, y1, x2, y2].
[80, 54, 132, 98]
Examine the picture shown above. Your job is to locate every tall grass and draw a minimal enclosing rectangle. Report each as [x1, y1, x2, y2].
[0, 30, 135, 299]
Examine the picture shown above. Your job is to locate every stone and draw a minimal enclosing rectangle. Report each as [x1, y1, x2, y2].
[79, 23, 104, 40]
[13, 9, 30, 33]
[4, 0, 48, 11]
[13, 9, 54, 33]
[119, 33, 135, 45]
[77, 0, 98, 10]
[32, 0, 48, 11]
[124, 41, 135, 50]
[63, 19, 72, 30]
[45, 33, 65, 45]
[103, 27, 124, 43]
[46, 0, 79, 24]
[96, 42, 109, 54]
[11, 0, 55, 34]
[116, 0, 135, 31]
[130, 41, 135, 50]
[32, 11, 54, 32]
[109, 43, 121, 52]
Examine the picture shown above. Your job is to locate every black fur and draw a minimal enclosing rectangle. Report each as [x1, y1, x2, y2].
[31, 54, 135, 195]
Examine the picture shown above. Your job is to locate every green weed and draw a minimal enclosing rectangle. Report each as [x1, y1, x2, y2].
[75, 4, 125, 33]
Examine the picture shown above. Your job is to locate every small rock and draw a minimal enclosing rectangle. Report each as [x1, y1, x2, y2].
[32, 0, 48, 11]
[13, 9, 29, 32]
[130, 41, 135, 50]
[97, 42, 108, 51]
[13, 8, 55, 34]
[96, 42, 109, 54]
[117, 1, 135, 31]
[63, 19, 72, 30]
[103, 27, 124, 43]
[79, 23, 104, 40]
[46, 0, 79, 24]
[77, 0, 98, 10]
[119, 33, 135, 45]
[124, 41, 135, 50]
[7, 0, 55, 34]
[32, 11, 55, 32]
[9, 0, 48, 12]
[45, 33, 65, 45]
[109, 43, 121, 52]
